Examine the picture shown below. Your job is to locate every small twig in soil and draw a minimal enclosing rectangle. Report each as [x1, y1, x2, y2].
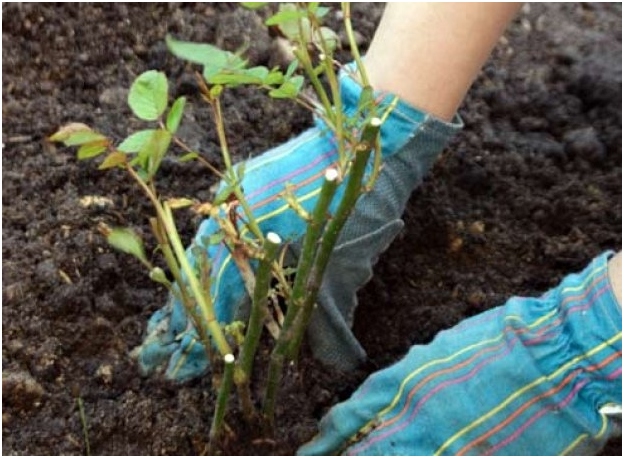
[75, 397, 91, 455]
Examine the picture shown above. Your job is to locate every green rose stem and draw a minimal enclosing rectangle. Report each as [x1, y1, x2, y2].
[209, 353, 236, 447]
[125, 164, 231, 358]
[306, 12, 346, 168]
[341, 2, 370, 87]
[125, 165, 218, 364]
[235, 232, 282, 419]
[149, 216, 217, 366]
[161, 203, 233, 357]
[286, 117, 382, 360]
[262, 168, 340, 427]
[292, 44, 332, 121]
[282, 168, 340, 332]
[127, 156, 241, 440]
[208, 95, 264, 243]
[263, 118, 381, 425]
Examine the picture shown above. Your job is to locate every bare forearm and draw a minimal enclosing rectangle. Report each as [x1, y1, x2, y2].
[365, 2, 522, 121]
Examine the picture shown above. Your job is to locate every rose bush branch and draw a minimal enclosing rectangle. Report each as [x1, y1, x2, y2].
[262, 118, 381, 423]
[51, 0, 391, 445]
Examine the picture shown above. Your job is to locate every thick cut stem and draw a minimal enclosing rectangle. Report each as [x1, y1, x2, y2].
[286, 118, 381, 359]
[262, 350, 284, 431]
[281, 169, 340, 333]
[209, 354, 236, 446]
[263, 119, 380, 423]
[263, 169, 339, 426]
[239, 232, 282, 377]
[235, 232, 282, 419]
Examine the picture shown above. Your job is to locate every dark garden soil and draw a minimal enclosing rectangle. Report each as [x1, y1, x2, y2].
[2, 2, 621, 456]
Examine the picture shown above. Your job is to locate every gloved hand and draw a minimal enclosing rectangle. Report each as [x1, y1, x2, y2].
[299, 251, 622, 455]
[135, 64, 461, 381]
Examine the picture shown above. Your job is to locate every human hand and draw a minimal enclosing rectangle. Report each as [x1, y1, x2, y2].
[134, 65, 461, 381]
[299, 252, 622, 455]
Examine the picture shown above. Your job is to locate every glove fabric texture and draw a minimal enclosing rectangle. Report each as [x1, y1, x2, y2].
[298, 251, 622, 455]
[136, 63, 462, 381]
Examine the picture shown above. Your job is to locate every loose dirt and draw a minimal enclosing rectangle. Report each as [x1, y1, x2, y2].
[2, 3, 621, 455]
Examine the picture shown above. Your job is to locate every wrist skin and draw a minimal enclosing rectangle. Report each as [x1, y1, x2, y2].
[607, 251, 622, 307]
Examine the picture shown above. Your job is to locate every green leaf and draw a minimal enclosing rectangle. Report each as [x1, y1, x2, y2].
[166, 96, 186, 133]
[306, 2, 330, 18]
[281, 266, 298, 277]
[268, 75, 304, 99]
[268, 4, 311, 42]
[214, 183, 237, 205]
[290, 74, 304, 90]
[63, 128, 109, 161]
[235, 161, 246, 181]
[210, 66, 269, 86]
[179, 152, 199, 162]
[168, 33, 274, 91]
[264, 69, 285, 86]
[209, 72, 258, 86]
[136, 168, 150, 182]
[314, 27, 339, 52]
[240, 2, 267, 9]
[224, 321, 246, 346]
[203, 65, 222, 82]
[265, 5, 306, 26]
[166, 197, 196, 209]
[167, 35, 227, 66]
[106, 227, 148, 265]
[307, 2, 320, 13]
[167, 35, 247, 80]
[118, 129, 157, 153]
[245, 66, 269, 81]
[357, 86, 375, 115]
[312, 63, 326, 77]
[77, 142, 108, 159]
[314, 6, 330, 18]
[285, 59, 299, 79]
[64, 130, 108, 146]
[136, 129, 172, 179]
[202, 232, 225, 246]
[49, 123, 93, 143]
[99, 151, 127, 169]
[149, 267, 170, 286]
[209, 84, 224, 98]
[128, 71, 169, 121]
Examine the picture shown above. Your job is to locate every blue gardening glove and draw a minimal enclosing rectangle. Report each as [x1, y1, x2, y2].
[299, 251, 622, 456]
[134, 64, 462, 381]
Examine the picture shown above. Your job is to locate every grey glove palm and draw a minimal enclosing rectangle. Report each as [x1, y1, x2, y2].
[307, 117, 461, 368]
